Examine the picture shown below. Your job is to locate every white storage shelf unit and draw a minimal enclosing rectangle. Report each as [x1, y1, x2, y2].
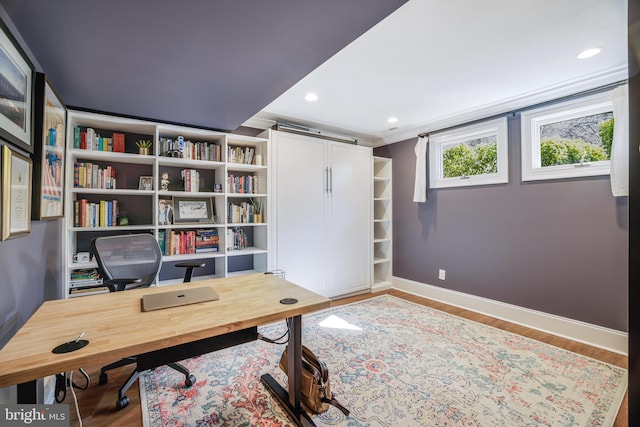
[373, 156, 392, 288]
[64, 110, 269, 297]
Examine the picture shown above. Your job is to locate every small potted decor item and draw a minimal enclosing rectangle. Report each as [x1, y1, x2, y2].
[136, 139, 152, 155]
[251, 198, 263, 223]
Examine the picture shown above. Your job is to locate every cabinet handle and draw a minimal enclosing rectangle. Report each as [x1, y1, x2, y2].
[325, 167, 329, 193]
[329, 167, 333, 193]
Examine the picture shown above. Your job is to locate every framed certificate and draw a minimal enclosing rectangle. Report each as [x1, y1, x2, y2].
[2, 144, 33, 240]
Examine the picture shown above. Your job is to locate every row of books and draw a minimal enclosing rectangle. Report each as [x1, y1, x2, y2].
[69, 268, 104, 292]
[228, 202, 259, 224]
[228, 146, 256, 165]
[227, 174, 259, 194]
[158, 229, 219, 255]
[181, 169, 201, 192]
[159, 137, 222, 161]
[73, 199, 119, 227]
[73, 127, 126, 152]
[226, 227, 249, 250]
[73, 162, 116, 189]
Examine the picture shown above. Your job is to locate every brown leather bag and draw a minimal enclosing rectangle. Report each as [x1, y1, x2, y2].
[279, 345, 349, 416]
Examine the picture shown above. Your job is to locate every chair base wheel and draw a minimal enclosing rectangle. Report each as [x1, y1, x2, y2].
[99, 372, 107, 385]
[116, 395, 129, 410]
[185, 375, 196, 387]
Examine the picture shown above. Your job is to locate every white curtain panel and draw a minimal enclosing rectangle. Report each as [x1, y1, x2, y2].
[610, 84, 629, 197]
[413, 136, 428, 202]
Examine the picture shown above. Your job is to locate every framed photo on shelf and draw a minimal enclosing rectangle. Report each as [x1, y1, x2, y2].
[157, 198, 173, 225]
[0, 17, 35, 153]
[138, 175, 153, 190]
[32, 73, 66, 220]
[172, 196, 213, 224]
[2, 144, 33, 240]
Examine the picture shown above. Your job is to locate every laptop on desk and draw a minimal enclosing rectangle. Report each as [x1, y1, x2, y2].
[142, 286, 219, 312]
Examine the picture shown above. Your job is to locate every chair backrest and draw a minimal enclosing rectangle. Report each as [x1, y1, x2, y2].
[91, 233, 162, 290]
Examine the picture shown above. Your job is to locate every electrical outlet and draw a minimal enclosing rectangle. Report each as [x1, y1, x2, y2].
[438, 269, 446, 280]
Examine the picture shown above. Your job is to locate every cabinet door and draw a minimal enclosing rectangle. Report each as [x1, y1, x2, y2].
[273, 132, 328, 295]
[327, 142, 372, 296]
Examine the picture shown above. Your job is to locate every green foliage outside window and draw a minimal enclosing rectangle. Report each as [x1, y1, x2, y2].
[599, 118, 614, 158]
[540, 139, 608, 166]
[443, 140, 497, 178]
[539, 114, 613, 167]
[540, 118, 613, 167]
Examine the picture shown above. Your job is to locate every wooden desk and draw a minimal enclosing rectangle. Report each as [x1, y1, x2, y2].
[0, 273, 330, 426]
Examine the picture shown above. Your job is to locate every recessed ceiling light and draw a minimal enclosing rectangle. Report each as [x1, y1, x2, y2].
[387, 117, 398, 124]
[577, 48, 601, 59]
[304, 93, 318, 102]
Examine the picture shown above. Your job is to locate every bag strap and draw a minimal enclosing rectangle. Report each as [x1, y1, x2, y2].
[322, 396, 350, 416]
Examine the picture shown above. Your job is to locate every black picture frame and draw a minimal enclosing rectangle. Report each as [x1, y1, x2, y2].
[158, 198, 173, 225]
[32, 73, 66, 220]
[172, 196, 213, 224]
[138, 175, 153, 190]
[0, 16, 35, 153]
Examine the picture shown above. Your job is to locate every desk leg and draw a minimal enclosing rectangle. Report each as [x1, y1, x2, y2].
[17, 380, 37, 403]
[261, 314, 315, 427]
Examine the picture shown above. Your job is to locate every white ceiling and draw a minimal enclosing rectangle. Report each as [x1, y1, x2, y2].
[250, 0, 628, 146]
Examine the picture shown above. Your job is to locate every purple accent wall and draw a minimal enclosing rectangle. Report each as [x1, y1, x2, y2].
[0, 219, 64, 347]
[374, 114, 628, 332]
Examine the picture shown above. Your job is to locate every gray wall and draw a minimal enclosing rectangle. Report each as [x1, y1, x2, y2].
[0, 7, 63, 404]
[0, 218, 63, 404]
[374, 113, 628, 332]
[0, 5, 60, 347]
[0, 219, 64, 348]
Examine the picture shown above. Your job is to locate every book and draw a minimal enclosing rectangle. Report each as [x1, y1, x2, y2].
[196, 229, 219, 253]
[74, 127, 80, 149]
[158, 230, 166, 254]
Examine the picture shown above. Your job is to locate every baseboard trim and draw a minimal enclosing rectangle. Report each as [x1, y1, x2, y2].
[391, 276, 628, 356]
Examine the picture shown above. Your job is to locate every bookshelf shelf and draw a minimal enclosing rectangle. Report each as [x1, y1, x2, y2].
[71, 149, 156, 165]
[227, 247, 267, 256]
[64, 110, 269, 297]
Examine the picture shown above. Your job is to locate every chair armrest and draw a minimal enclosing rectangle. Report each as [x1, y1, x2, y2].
[102, 278, 143, 292]
[175, 261, 206, 268]
[175, 261, 206, 283]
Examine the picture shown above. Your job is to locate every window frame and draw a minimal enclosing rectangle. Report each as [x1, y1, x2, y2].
[520, 91, 613, 182]
[428, 117, 509, 189]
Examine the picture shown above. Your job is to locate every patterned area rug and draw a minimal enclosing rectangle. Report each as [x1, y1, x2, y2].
[139, 295, 627, 426]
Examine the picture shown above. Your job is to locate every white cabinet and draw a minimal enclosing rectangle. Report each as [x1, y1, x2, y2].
[269, 130, 372, 298]
[373, 156, 392, 288]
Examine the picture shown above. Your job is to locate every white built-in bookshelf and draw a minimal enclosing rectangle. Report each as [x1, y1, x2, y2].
[64, 110, 268, 297]
[373, 156, 392, 288]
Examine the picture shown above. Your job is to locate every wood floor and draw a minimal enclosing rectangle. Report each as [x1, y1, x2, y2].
[66, 289, 628, 427]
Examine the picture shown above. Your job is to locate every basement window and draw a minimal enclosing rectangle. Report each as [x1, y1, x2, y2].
[429, 117, 509, 189]
[521, 91, 613, 181]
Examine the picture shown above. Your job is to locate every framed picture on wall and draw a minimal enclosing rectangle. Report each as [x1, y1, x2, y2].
[32, 73, 67, 220]
[1, 144, 33, 240]
[0, 17, 35, 153]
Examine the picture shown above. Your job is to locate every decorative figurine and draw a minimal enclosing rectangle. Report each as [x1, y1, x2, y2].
[161, 172, 170, 191]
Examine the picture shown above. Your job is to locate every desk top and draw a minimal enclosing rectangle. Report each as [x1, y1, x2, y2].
[0, 273, 330, 388]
